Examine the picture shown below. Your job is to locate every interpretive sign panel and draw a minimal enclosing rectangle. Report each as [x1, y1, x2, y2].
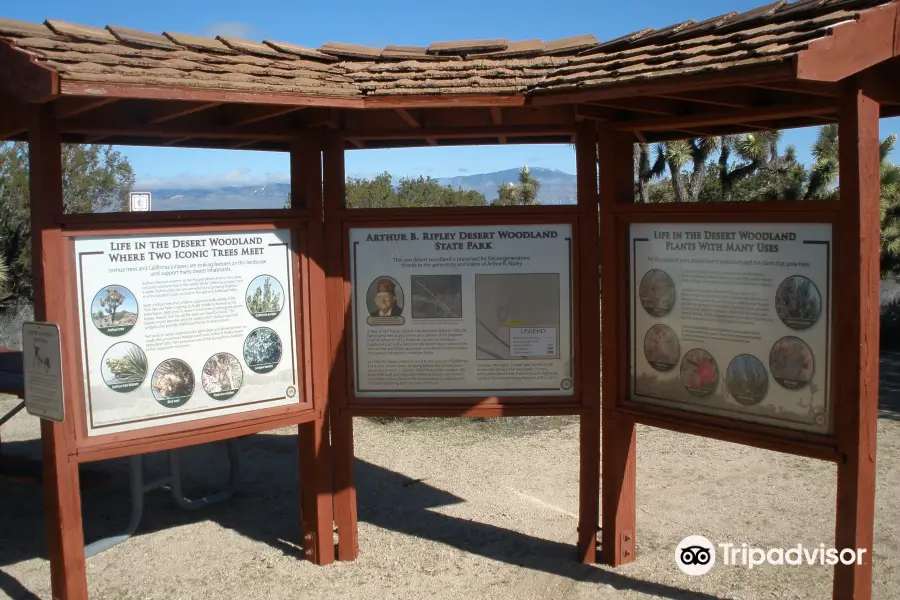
[73, 229, 300, 436]
[629, 223, 832, 434]
[349, 224, 574, 398]
[23, 322, 65, 422]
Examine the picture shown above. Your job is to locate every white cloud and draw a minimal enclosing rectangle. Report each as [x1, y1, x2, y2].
[201, 21, 258, 40]
[136, 168, 289, 190]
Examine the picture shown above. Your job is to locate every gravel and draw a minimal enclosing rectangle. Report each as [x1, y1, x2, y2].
[1, 400, 898, 600]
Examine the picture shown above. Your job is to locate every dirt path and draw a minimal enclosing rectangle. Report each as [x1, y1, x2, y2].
[1, 401, 899, 599]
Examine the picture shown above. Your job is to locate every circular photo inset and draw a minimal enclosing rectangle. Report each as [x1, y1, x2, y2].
[243, 327, 283, 374]
[639, 269, 676, 318]
[100, 342, 148, 393]
[202, 353, 244, 400]
[769, 336, 815, 390]
[725, 354, 769, 406]
[775, 275, 822, 330]
[643, 324, 680, 372]
[366, 276, 405, 317]
[246, 275, 285, 322]
[91, 285, 138, 337]
[150, 359, 195, 408]
[680, 349, 719, 397]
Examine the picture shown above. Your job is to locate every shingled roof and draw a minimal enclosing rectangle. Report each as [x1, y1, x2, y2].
[0, 0, 894, 102]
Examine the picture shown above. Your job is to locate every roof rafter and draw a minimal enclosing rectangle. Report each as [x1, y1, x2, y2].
[54, 97, 119, 119]
[794, 1, 900, 82]
[0, 40, 58, 102]
[395, 109, 421, 127]
[613, 100, 836, 132]
[146, 102, 222, 124]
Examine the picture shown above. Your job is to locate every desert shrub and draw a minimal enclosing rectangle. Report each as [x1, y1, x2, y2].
[0, 302, 33, 350]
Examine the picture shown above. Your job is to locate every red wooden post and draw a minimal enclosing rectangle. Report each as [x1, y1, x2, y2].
[322, 132, 359, 561]
[30, 104, 89, 599]
[833, 80, 880, 600]
[598, 127, 638, 566]
[293, 135, 335, 566]
[575, 122, 601, 563]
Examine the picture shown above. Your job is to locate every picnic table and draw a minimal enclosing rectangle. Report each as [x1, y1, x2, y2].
[0, 347, 241, 557]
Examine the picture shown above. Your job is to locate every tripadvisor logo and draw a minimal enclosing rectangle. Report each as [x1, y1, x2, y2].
[675, 535, 869, 575]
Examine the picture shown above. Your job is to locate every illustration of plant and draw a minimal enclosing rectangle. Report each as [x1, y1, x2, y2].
[726, 355, 768, 403]
[770, 337, 813, 382]
[644, 325, 679, 364]
[247, 277, 282, 313]
[681, 350, 718, 394]
[244, 328, 282, 366]
[775, 276, 821, 326]
[105, 345, 148, 383]
[152, 359, 194, 398]
[202, 353, 243, 392]
[639, 270, 676, 316]
[100, 286, 125, 325]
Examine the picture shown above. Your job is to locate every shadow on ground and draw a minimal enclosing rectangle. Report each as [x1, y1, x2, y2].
[1, 429, 720, 600]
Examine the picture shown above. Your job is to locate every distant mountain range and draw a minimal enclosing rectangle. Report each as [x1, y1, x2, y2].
[436, 167, 576, 205]
[145, 167, 576, 210]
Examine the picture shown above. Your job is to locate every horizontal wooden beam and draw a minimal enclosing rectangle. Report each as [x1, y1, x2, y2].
[795, 2, 899, 83]
[60, 81, 365, 108]
[0, 40, 58, 103]
[656, 88, 756, 108]
[613, 101, 837, 132]
[858, 60, 900, 105]
[527, 62, 796, 106]
[575, 104, 615, 121]
[147, 102, 222, 124]
[162, 137, 193, 146]
[229, 105, 306, 127]
[363, 94, 526, 108]
[343, 124, 576, 141]
[229, 140, 261, 150]
[589, 96, 685, 115]
[60, 120, 296, 141]
[744, 80, 841, 98]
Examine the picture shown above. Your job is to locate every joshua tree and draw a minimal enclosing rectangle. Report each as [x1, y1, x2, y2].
[100, 286, 125, 325]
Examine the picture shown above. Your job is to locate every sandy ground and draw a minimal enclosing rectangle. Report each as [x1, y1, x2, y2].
[2, 361, 900, 599]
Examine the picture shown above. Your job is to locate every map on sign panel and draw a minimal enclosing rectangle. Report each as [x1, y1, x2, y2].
[474, 273, 561, 360]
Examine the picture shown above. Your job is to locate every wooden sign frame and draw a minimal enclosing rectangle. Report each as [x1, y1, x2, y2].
[323, 125, 603, 562]
[598, 84, 880, 599]
[57, 221, 317, 462]
[607, 208, 841, 458]
[338, 212, 583, 411]
[29, 119, 336, 600]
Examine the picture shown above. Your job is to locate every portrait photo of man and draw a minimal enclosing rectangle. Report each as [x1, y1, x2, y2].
[369, 277, 404, 317]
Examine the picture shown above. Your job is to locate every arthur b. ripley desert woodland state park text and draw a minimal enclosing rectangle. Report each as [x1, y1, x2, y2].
[630, 222, 832, 434]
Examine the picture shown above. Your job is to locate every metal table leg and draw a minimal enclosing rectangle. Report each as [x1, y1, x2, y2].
[85, 439, 241, 558]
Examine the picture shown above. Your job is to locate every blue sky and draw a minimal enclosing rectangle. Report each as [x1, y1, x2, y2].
[8, 0, 900, 187]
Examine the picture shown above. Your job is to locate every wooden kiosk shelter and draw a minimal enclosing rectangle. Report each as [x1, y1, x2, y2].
[1, 0, 898, 597]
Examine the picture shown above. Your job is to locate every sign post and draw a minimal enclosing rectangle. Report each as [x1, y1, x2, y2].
[129, 191, 151, 212]
[22, 321, 64, 422]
